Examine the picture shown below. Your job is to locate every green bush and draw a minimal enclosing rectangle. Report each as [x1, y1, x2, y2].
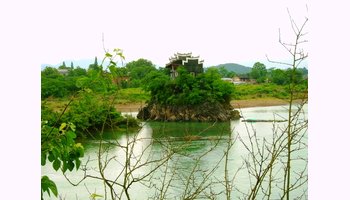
[61, 90, 119, 135]
[142, 67, 234, 106]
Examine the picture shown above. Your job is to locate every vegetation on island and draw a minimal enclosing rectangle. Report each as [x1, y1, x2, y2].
[137, 66, 239, 121]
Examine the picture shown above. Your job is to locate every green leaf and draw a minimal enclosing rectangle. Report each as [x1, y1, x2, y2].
[41, 176, 58, 197]
[110, 61, 116, 66]
[75, 158, 81, 170]
[48, 152, 55, 162]
[75, 143, 84, 157]
[41, 154, 47, 166]
[113, 48, 121, 52]
[67, 160, 74, 171]
[69, 122, 76, 132]
[65, 131, 76, 140]
[76, 77, 89, 88]
[53, 159, 61, 171]
[59, 123, 67, 131]
[91, 193, 103, 199]
[62, 160, 68, 173]
[105, 52, 112, 58]
[65, 131, 76, 145]
[52, 147, 60, 158]
[117, 52, 125, 60]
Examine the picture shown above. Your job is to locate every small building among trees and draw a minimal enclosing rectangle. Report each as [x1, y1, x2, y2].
[165, 52, 204, 78]
[58, 69, 69, 76]
[233, 74, 255, 84]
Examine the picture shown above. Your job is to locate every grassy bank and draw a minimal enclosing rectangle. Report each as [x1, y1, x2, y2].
[232, 83, 307, 100]
[42, 88, 150, 112]
[42, 84, 307, 112]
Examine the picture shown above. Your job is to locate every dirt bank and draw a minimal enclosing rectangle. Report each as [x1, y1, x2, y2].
[231, 98, 289, 109]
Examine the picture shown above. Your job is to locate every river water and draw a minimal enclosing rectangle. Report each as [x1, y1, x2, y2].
[42, 104, 308, 199]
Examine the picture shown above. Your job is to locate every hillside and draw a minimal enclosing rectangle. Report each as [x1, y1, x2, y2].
[213, 63, 251, 74]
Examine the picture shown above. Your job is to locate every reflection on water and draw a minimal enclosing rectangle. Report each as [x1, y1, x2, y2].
[42, 105, 307, 199]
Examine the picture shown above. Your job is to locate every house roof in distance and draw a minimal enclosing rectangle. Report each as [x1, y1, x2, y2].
[166, 52, 204, 67]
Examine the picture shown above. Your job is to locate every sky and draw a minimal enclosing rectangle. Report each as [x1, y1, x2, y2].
[40, 0, 309, 68]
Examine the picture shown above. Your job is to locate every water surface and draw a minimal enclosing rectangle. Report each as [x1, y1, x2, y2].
[42, 105, 308, 199]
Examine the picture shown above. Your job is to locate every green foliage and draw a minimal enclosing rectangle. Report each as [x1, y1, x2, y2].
[41, 76, 70, 98]
[41, 121, 84, 199]
[76, 69, 116, 93]
[88, 56, 100, 71]
[250, 62, 267, 83]
[41, 67, 89, 98]
[61, 90, 123, 135]
[270, 68, 287, 85]
[61, 61, 68, 69]
[217, 66, 236, 78]
[125, 58, 157, 87]
[41, 102, 60, 126]
[90, 193, 104, 199]
[41, 48, 142, 199]
[143, 66, 234, 106]
[285, 68, 304, 85]
[232, 83, 289, 100]
[41, 176, 58, 199]
[115, 88, 150, 104]
[69, 67, 87, 76]
[142, 70, 170, 97]
[41, 122, 84, 171]
[269, 68, 305, 85]
[42, 67, 61, 78]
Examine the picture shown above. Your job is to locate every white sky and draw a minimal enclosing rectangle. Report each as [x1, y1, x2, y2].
[40, 0, 308, 68]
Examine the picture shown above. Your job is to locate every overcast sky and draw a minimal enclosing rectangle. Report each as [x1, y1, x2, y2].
[40, 0, 308, 68]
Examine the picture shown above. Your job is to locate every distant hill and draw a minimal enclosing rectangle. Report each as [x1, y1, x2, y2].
[212, 63, 252, 74]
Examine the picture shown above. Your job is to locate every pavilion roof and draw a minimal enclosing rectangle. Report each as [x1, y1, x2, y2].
[166, 52, 204, 67]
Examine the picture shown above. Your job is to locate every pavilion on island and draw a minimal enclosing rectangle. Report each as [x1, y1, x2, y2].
[165, 52, 204, 78]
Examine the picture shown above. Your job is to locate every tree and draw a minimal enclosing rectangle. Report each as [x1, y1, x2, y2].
[88, 56, 100, 71]
[285, 68, 303, 85]
[58, 61, 69, 69]
[250, 62, 267, 83]
[216, 66, 236, 78]
[125, 58, 157, 87]
[265, 10, 308, 200]
[41, 104, 85, 199]
[42, 67, 61, 78]
[68, 67, 87, 77]
[41, 48, 137, 199]
[218, 66, 229, 77]
[270, 68, 287, 85]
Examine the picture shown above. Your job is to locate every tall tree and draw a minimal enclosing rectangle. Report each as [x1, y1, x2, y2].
[88, 56, 100, 71]
[250, 62, 267, 83]
[58, 61, 69, 69]
[270, 68, 287, 85]
[125, 58, 156, 87]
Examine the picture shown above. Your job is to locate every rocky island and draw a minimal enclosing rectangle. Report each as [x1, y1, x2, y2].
[137, 53, 240, 122]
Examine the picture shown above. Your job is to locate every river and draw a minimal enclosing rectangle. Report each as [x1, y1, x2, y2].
[42, 104, 308, 199]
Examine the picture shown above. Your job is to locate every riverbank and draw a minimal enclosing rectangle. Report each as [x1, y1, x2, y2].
[116, 98, 305, 112]
[43, 97, 305, 113]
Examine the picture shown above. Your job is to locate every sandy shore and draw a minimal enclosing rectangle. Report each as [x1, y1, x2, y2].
[115, 98, 305, 112]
